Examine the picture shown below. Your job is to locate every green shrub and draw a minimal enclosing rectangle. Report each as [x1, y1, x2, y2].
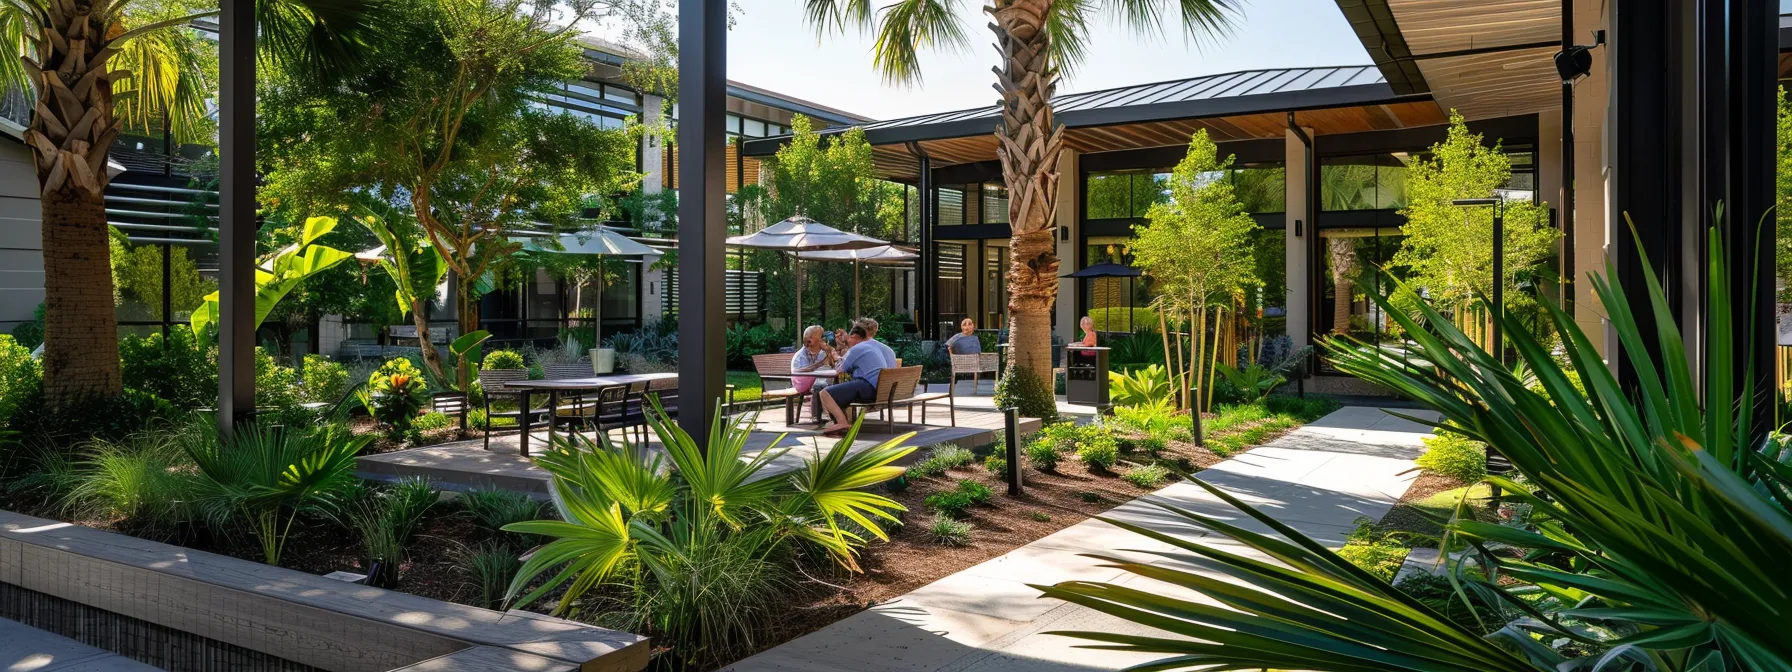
[994, 366, 1058, 424]
[1336, 517, 1410, 582]
[185, 421, 370, 566]
[63, 430, 200, 529]
[1035, 422, 1081, 451]
[1137, 436, 1167, 455]
[483, 350, 525, 370]
[984, 455, 1008, 475]
[118, 326, 211, 409]
[0, 334, 39, 424]
[1030, 511, 1051, 522]
[11, 303, 42, 350]
[301, 355, 351, 404]
[413, 411, 455, 432]
[461, 487, 544, 537]
[1416, 431, 1488, 483]
[1076, 434, 1120, 471]
[1025, 438, 1061, 471]
[459, 541, 523, 610]
[1122, 463, 1170, 489]
[362, 358, 430, 442]
[1109, 364, 1172, 407]
[253, 347, 302, 411]
[927, 444, 975, 468]
[925, 479, 993, 517]
[925, 515, 973, 547]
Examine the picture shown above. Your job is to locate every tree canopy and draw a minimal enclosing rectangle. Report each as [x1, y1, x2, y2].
[1392, 111, 1557, 309]
[1131, 129, 1261, 315]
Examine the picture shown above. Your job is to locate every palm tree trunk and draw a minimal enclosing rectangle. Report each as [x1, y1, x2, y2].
[40, 191, 122, 403]
[992, 0, 1064, 391]
[30, 8, 129, 405]
[1328, 238, 1358, 335]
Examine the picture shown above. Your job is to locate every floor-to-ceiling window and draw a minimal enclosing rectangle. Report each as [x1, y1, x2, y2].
[936, 242, 968, 331]
[982, 243, 1008, 329]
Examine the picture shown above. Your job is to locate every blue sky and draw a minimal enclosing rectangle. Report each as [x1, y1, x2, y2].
[718, 0, 1372, 120]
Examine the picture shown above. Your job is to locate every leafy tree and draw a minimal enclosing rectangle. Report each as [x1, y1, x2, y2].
[1131, 130, 1260, 413]
[736, 115, 903, 326]
[0, 0, 381, 405]
[259, 0, 638, 391]
[802, 0, 1243, 414]
[1775, 87, 1792, 301]
[113, 241, 215, 322]
[1393, 111, 1557, 311]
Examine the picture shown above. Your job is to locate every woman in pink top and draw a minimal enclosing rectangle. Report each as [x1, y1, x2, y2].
[1078, 315, 1098, 347]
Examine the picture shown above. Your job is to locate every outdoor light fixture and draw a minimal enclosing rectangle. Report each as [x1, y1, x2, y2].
[1059, 225, 1069, 242]
[1554, 30, 1606, 82]
[1453, 197, 1506, 361]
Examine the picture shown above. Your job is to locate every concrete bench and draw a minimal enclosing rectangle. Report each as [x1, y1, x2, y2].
[0, 510, 649, 672]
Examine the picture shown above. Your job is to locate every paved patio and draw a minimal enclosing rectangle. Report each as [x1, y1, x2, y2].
[723, 405, 1437, 672]
[356, 383, 1061, 495]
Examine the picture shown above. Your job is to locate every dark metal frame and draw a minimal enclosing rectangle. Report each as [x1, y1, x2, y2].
[217, 0, 254, 434]
[675, 0, 729, 445]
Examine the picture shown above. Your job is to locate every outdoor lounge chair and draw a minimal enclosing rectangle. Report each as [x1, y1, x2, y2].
[476, 368, 548, 451]
[543, 362, 598, 422]
[848, 366, 954, 433]
[948, 353, 1000, 396]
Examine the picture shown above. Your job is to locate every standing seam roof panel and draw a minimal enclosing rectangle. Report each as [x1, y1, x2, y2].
[1251, 69, 1308, 95]
[1201, 70, 1277, 99]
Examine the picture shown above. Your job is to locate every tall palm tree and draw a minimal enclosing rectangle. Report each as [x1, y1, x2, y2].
[1, 0, 378, 405]
[1328, 236, 1357, 334]
[802, 0, 1240, 403]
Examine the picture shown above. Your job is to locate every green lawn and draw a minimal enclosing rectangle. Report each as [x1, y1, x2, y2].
[727, 370, 763, 403]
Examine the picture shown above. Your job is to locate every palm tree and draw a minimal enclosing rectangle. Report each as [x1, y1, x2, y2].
[1328, 236, 1357, 334]
[1, 0, 378, 405]
[802, 0, 1241, 406]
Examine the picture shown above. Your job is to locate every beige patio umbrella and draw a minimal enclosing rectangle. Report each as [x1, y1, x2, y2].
[799, 245, 918, 317]
[516, 228, 657, 339]
[726, 215, 885, 339]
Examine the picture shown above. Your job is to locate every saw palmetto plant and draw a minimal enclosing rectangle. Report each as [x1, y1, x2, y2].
[504, 399, 914, 669]
[1035, 222, 1792, 671]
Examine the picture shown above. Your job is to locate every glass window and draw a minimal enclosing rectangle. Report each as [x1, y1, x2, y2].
[1229, 165, 1285, 213]
[1084, 171, 1170, 219]
[602, 84, 636, 106]
[938, 187, 965, 225]
[742, 118, 766, 137]
[726, 114, 741, 134]
[981, 183, 1009, 224]
[1320, 155, 1410, 211]
[936, 243, 968, 327]
[1081, 238, 1152, 333]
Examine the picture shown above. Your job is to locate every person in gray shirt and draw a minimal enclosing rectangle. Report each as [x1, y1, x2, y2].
[943, 317, 982, 355]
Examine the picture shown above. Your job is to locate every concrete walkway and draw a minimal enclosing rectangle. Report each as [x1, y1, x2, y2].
[724, 405, 1437, 672]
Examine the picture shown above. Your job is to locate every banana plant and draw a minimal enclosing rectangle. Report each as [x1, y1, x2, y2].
[356, 212, 450, 379]
[1109, 364, 1173, 407]
[190, 215, 354, 335]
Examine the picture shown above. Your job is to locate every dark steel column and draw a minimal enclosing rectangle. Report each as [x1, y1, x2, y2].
[217, 0, 255, 435]
[915, 150, 935, 340]
[676, 0, 728, 444]
[1714, 0, 1778, 442]
[1560, 0, 1574, 313]
[1610, 0, 1683, 390]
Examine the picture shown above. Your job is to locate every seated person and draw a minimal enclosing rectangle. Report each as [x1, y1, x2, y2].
[944, 317, 982, 355]
[1077, 315, 1098, 347]
[831, 327, 851, 357]
[790, 325, 836, 424]
[819, 325, 891, 435]
[855, 317, 899, 366]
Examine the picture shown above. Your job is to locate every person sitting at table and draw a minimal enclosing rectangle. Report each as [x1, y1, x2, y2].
[944, 317, 981, 354]
[831, 327, 851, 357]
[819, 325, 891, 436]
[791, 325, 836, 424]
[855, 317, 899, 366]
[1077, 315, 1098, 347]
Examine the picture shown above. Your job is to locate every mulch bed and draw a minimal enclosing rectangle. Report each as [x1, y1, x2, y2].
[749, 426, 1254, 657]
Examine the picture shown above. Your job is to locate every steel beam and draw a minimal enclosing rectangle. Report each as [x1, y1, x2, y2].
[675, 0, 728, 445]
[217, 0, 255, 435]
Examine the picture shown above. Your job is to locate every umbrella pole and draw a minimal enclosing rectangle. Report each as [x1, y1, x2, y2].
[794, 250, 802, 347]
[853, 260, 861, 319]
[594, 258, 603, 346]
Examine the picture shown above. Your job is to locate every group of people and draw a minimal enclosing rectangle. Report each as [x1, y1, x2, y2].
[789, 317, 898, 437]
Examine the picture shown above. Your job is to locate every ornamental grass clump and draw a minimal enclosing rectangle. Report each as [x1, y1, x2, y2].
[1415, 430, 1489, 483]
[505, 400, 913, 670]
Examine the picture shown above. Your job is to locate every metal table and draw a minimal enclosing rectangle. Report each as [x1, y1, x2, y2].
[503, 372, 677, 455]
[755, 369, 839, 425]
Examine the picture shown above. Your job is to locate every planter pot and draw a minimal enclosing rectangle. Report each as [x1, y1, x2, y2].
[591, 348, 616, 374]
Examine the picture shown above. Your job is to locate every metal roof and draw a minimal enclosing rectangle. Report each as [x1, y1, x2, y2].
[741, 65, 1403, 154]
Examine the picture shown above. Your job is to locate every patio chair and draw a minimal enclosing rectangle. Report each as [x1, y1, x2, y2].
[948, 353, 1000, 397]
[476, 368, 548, 451]
[752, 353, 810, 425]
[592, 381, 650, 445]
[847, 366, 954, 433]
[543, 362, 597, 420]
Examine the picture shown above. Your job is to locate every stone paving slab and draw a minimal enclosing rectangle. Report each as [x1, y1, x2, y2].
[0, 618, 164, 671]
[723, 406, 1439, 672]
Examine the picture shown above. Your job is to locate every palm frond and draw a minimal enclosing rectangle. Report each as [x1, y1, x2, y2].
[1102, 0, 1242, 45]
[109, 24, 212, 144]
[870, 0, 970, 86]
[803, 0, 873, 34]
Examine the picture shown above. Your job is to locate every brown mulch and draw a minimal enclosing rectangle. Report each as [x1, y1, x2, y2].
[750, 434, 1249, 656]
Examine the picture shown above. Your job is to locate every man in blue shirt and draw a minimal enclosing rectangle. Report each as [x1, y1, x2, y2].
[819, 325, 890, 436]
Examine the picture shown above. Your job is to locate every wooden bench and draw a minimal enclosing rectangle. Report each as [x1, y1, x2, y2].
[848, 365, 954, 433]
[752, 353, 812, 425]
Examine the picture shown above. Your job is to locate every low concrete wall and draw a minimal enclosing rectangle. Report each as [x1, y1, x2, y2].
[0, 510, 649, 672]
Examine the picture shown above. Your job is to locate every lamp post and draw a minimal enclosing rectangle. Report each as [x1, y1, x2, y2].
[1452, 197, 1505, 360]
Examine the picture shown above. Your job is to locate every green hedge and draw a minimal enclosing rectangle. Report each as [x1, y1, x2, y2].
[1088, 307, 1158, 333]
